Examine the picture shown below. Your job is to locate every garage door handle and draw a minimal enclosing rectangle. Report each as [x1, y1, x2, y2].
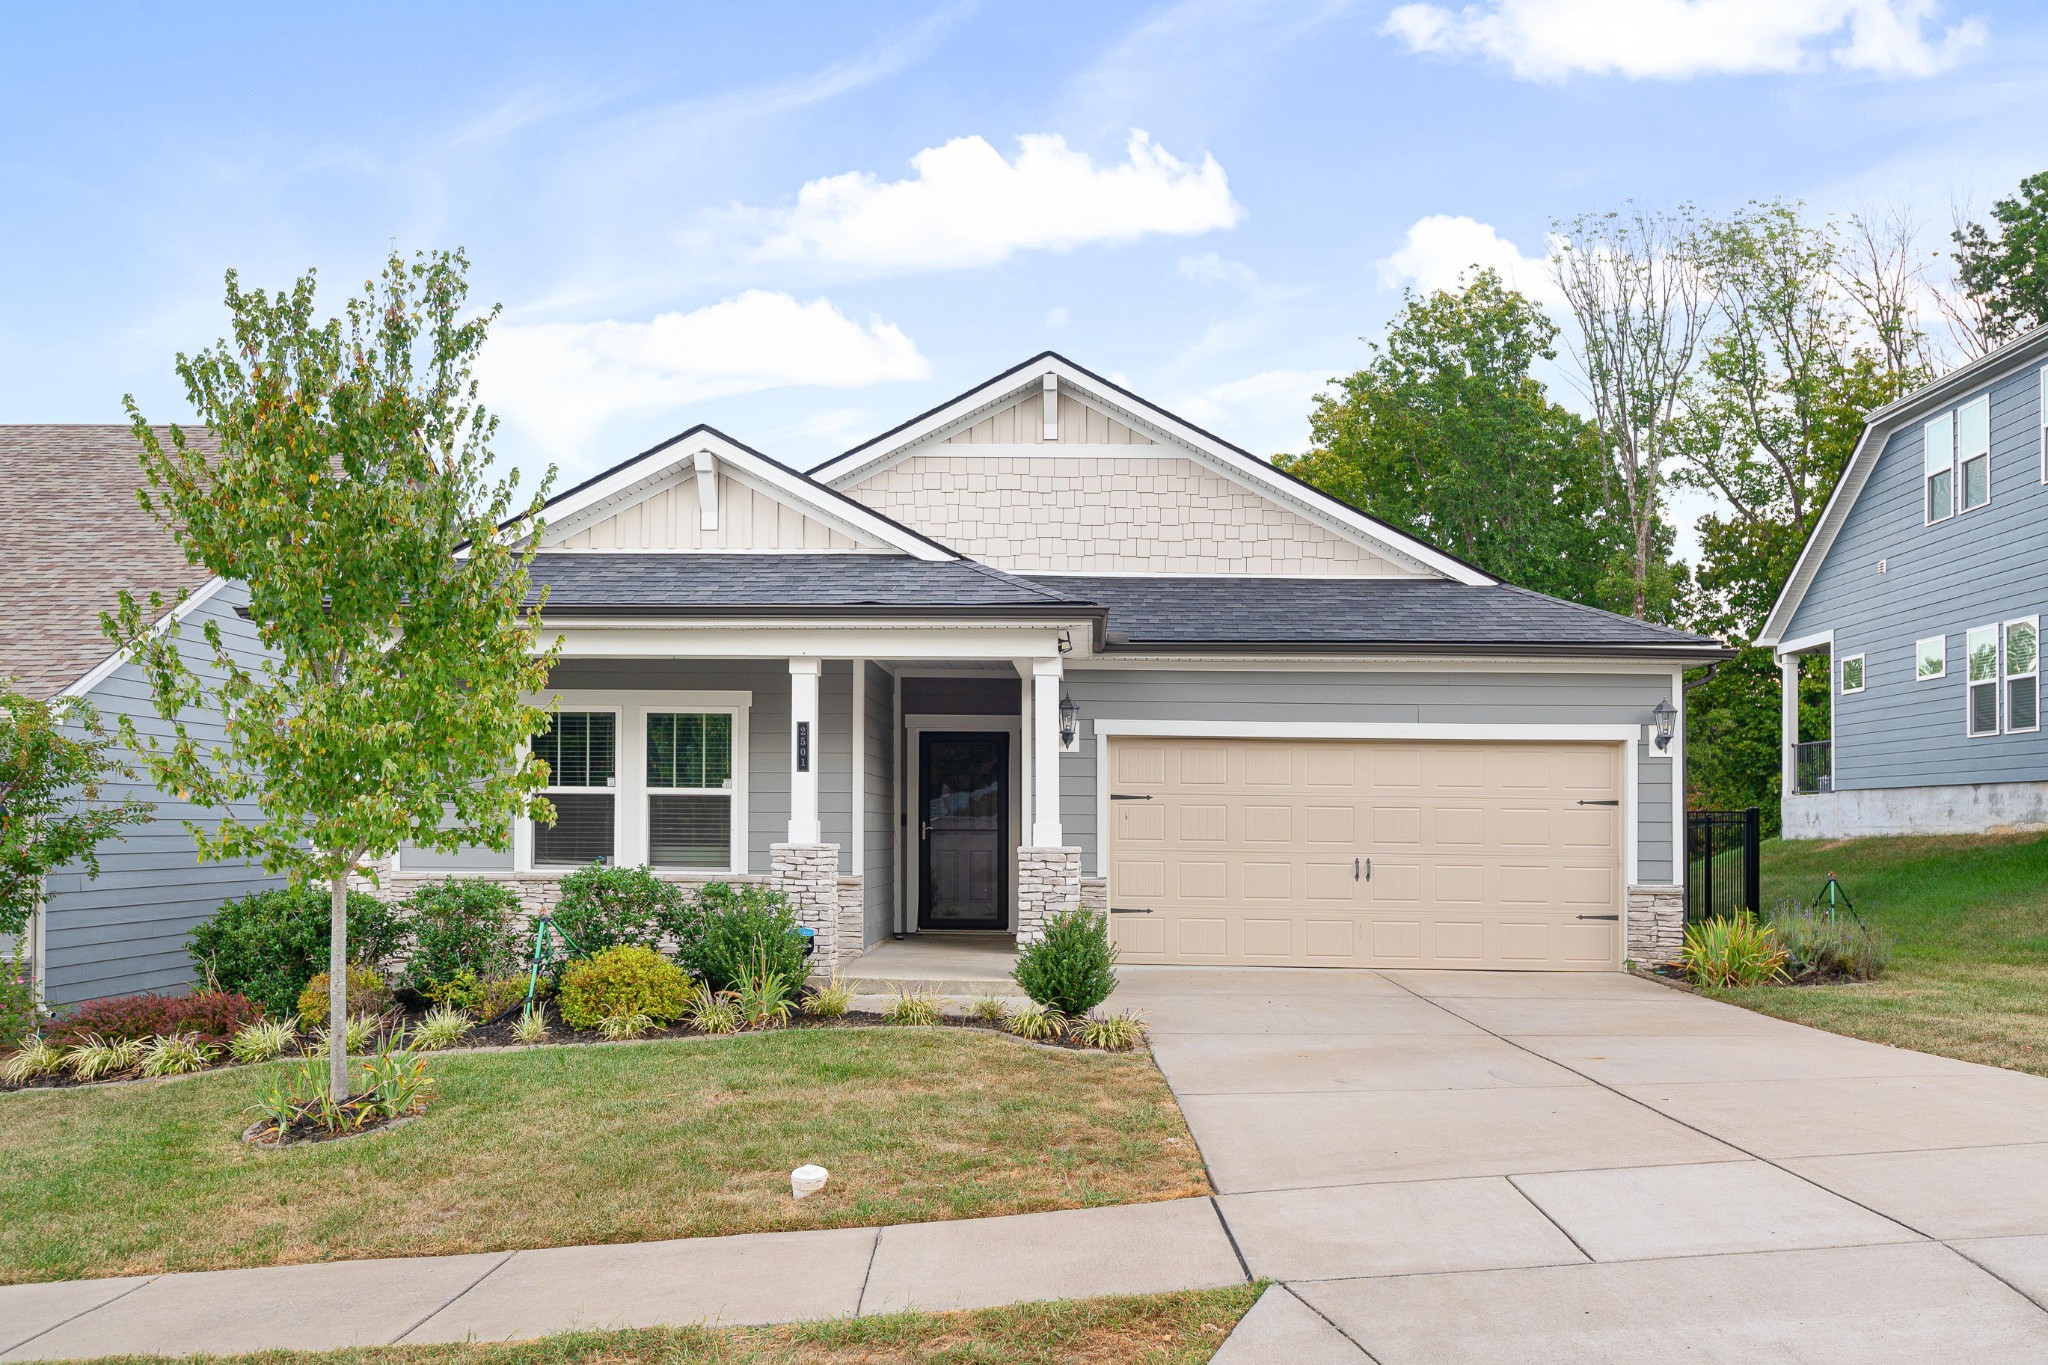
[1110, 794, 1152, 801]
[1356, 856, 1369, 882]
[1576, 913, 1620, 921]
[1577, 799, 1619, 806]
[1110, 906, 1152, 914]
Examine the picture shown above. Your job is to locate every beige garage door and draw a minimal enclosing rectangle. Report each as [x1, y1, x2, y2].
[1106, 737, 1624, 970]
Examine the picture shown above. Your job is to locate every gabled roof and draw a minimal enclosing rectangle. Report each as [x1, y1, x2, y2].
[807, 351, 1496, 586]
[1758, 327, 2048, 650]
[0, 425, 214, 700]
[530, 553, 1095, 617]
[537, 424, 960, 562]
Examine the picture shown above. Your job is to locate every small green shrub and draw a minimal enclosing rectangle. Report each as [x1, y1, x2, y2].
[966, 994, 1009, 1023]
[1075, 1009, 1147, 1051]
[1003, 1002, 1064, 1041]
[140, 1032, 219, 1076]
[189, 885, 401, 1018]
[228, 1018, 298, 1065]
[510, 1008, 551, 1044]
[1682, 914, 1791, 988]
[688, 884, 807, 993]
[64, 1033, 145, 1081]
[597, 1012, 656, 1040]
[1013, 909, 1118, 1016]
[550, 865, 692, 959]
[424, 969, 534, 1022]
[732, 951, 798, 1028]
[402, 880, 525, 993]
[883, 988, 944, 1026]
[686, 984, 744, 1035]
[0, 950, 42, 1048]
[311, 1013, 384, 1057]
[4, 1037, 63, 1083]
[803, 976, 853, 1019]
[558, 946, 695, 1030]
[408, 1005, 475, 1051]
[297, 964, 396, 1026]
[1766, 902, 1893, 982]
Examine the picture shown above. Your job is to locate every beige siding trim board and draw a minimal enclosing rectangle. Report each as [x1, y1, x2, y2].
[549, 468, 879, 552]
[945, 391, 1157, 446]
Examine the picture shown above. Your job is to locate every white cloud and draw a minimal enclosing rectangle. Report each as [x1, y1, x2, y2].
[481, 290, 929, 454]
[1376, 214, 1558, 303]
[757, 130, 1242, 271]
[1382, 0, 1984, 81]
[1170, 368, 1337, 455]
[1044, 305, 1070, 327]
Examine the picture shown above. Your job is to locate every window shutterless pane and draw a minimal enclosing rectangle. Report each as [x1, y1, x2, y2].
[2010, 678, 2040, 732]
[1925, 413, 1954, 521]
[1963, 454, 1990, 509]
[1969, 626, 2000, 682]
[1840, 656, 1864, 692]
[1968, 625, 2001, 737]
[533, 792, 614, 865]
[1927, 468, 1952, 522]
[649, 794, 732, 869]
[1958, 396, 1990, 460]
[646, 713, 733, 789]
[1916, 635, 1946, 679]
[532, 712, 615, 789]
[2006, 620, 2039, 733]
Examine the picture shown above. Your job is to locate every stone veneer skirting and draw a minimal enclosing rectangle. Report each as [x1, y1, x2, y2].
[1626, 885, 1685, 967]
[1015, 847, 1083, 946]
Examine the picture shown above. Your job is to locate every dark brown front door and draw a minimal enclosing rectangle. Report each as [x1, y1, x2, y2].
[918, 731, 1008, 930]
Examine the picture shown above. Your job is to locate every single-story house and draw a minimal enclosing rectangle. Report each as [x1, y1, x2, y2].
[371, 353, 1730, 973]
[1758, 327, 2048, 837]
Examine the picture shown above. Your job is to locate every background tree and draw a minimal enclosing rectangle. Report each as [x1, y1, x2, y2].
[0, 685, 150, 941]
[1276, 270, 1624, 606]
[1550, 203, 1713, 621]
[1954, 171, 2048, 346]
[107, 249, 557, 1097]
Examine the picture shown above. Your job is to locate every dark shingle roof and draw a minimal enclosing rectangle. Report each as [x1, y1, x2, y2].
[528, 554, 1095, 616]
[1021, 575, 1730, 657]
[1, 426, 211, 699]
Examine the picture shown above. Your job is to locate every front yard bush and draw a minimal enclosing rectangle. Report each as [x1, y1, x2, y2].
[48, 991, 263, 1047]
[550, 865, 693, 959]
[188, 885, 402, 1018]
[558, 945, 695, 1030]
[0, 952, 41, 1048]
[402, 880, 525, 993]
[424, 969, 534, 1022]
[1013, 909, 1118, 1016]
[296, 964, 396, 1025]
[1766, 903, 1893, 982]
[688, 883, 806, 992]
[1681, 913, 1790, 988]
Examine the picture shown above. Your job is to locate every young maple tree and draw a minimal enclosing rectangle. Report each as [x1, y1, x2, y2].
[107, 249, 557, 1097]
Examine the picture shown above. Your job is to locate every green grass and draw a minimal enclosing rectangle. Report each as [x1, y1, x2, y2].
[1705, 831, 2048, 1073]
[27, 1286, 1267, 1365]
[0, 1029, 1209, 1285]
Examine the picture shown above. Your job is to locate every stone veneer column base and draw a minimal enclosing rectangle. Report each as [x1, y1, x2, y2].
[1626, 885, 1685, 967]
[771, 843, 842, 972]
[1016, 846, 1083, 947]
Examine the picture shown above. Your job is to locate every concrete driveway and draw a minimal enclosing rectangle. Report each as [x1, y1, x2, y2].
[1117, 965, 2048, 1363]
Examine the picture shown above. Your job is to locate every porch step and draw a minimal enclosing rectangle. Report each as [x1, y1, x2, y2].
[817, 934, 1026, 999]
[827, 974, 1029, 999]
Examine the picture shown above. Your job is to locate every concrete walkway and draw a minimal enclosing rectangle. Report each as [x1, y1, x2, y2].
[13, 965, 2048, 1361]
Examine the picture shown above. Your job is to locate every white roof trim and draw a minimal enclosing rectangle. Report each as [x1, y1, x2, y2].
[59, 574, 231, 701]
[539, 427, 955, 562]
[809, 354, 1494, 586]
[1758, 328, 2048, 648]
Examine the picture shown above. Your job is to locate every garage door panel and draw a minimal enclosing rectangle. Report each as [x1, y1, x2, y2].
[1179, 803, 1227, 842]
[1243, 805, 1293, 842]
[1244, 918, 1292, 956]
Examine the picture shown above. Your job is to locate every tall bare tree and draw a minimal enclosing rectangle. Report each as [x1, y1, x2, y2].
[1549, 204, 1711, 620]
[1840, 204, 1935, 381]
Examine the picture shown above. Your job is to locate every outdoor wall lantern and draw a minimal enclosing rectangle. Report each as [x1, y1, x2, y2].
[1651, 698, 1677, 752]
[1058, 694, 1080, 751]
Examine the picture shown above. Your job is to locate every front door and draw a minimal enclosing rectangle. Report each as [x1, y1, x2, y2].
[918, 731, 1009, 930]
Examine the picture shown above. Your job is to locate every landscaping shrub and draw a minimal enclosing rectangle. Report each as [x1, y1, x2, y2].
[402, 880, 525, 993]
[296, 964, 396, 1025]
[188, 885, 402, 1018]
[688, 883, 806, 992]
[1681, 914, 1791, 988]
[549, 865, 694, 959]
[557, 945, 694, 1030]
[0, 951, 41, 1048]
[1013, 909, 1118, 1016]
[1766, 902, 1893, 983]
[424, 969, 535, 1022]
[48, 991, 263, 1047]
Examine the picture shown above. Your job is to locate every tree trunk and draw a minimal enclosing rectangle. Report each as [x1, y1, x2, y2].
[328, 872, 350, 1101]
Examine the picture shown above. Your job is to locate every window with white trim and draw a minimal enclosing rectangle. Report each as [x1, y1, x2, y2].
[646, 711, 737, 870]
[531, 711, 617, 865]
[1838, 654, 1865, 694]
[1915, 634, 1946, 681]
[2006, 617, 2039, 734]
[1925, 410, 1954, 523]
[1958, 395, 1991, 512]
[1967, 625, 2001, 737]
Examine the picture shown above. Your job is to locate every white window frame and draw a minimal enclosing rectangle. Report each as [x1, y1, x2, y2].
[1915, 634, 1946, 681]
[1967, 625, 2001, 738]
[640, 704, 746, 874]
[2004, 616, 2040, 736]
[528, 705, 623, 870]
[1925, 410, 1955, 524]
[1958, 394, 1992, 514]
[1838, 653, 1866, 695]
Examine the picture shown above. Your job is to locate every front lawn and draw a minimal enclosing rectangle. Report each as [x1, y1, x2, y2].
[0, 1029, 1208, 1285]
[1707, 831, 2048, 1074]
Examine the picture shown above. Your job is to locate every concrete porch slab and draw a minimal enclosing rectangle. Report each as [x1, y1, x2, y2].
[1616, 1072, 2048, 1159]
[1216, 1177, 1585, 1281]
[1516, 1032, 1986, 1086]
[1295, 1242, 2048, 1364]
[1785, 1143, 2048, 1239]
[1210, 1285, 1370, 1364]
[1511, 1160, 1921, 1261]
[1149, 1031, 1589, 1096]
[830, 935, 1025, 997]
[0, 1279, 152, 1359]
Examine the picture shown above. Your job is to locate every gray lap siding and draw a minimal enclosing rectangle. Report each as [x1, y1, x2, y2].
[1786, 360, 2048, 790]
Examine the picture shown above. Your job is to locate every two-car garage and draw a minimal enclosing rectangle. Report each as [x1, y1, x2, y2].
[1103, 736, 1628, 971]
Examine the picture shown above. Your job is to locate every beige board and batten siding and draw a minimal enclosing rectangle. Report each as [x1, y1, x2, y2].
[551, 469, 875, 552]
[1106, 736, 1623, 969]
[945, 391, 1156, 446]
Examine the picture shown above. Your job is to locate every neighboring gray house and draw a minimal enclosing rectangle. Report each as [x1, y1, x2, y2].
[0, 427, 277, 1007]
[369, 354, 1729, 974]
[1760, 329, 2048, 838]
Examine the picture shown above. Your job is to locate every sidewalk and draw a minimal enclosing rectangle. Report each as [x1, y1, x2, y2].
[0, 1198, 1248, 1361]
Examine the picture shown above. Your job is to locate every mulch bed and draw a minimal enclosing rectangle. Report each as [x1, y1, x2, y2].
[241, 1112, 419, 1148]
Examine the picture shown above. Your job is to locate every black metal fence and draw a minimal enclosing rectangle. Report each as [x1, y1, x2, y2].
[1686, 806, 1762, 923]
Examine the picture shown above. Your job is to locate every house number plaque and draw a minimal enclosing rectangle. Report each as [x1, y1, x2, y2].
[796, 721, 810, 773]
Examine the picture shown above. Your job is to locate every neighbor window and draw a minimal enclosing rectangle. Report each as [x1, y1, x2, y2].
[2006, 618, 2039, 734]
[531, 710, 617, 865]
[1925, 411, 1954, 523]
[1968, 626, 2001, 737]
[1916, 634, 1947, 680]
[1959, 395, 1991, 511]
[646, 711, 736, 870]
[1839, 654, 1866, 694]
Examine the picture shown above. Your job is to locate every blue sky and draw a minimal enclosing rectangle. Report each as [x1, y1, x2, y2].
[2, 0, 2040, 504]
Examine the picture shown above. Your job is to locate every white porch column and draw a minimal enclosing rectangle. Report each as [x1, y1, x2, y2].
[1031, 657, 1063, 846]
[788, 657, 822, 844]
[1780, 654, 1799, 796]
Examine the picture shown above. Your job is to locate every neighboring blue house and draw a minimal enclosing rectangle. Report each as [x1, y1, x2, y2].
[1759, 328, 2048, 837]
